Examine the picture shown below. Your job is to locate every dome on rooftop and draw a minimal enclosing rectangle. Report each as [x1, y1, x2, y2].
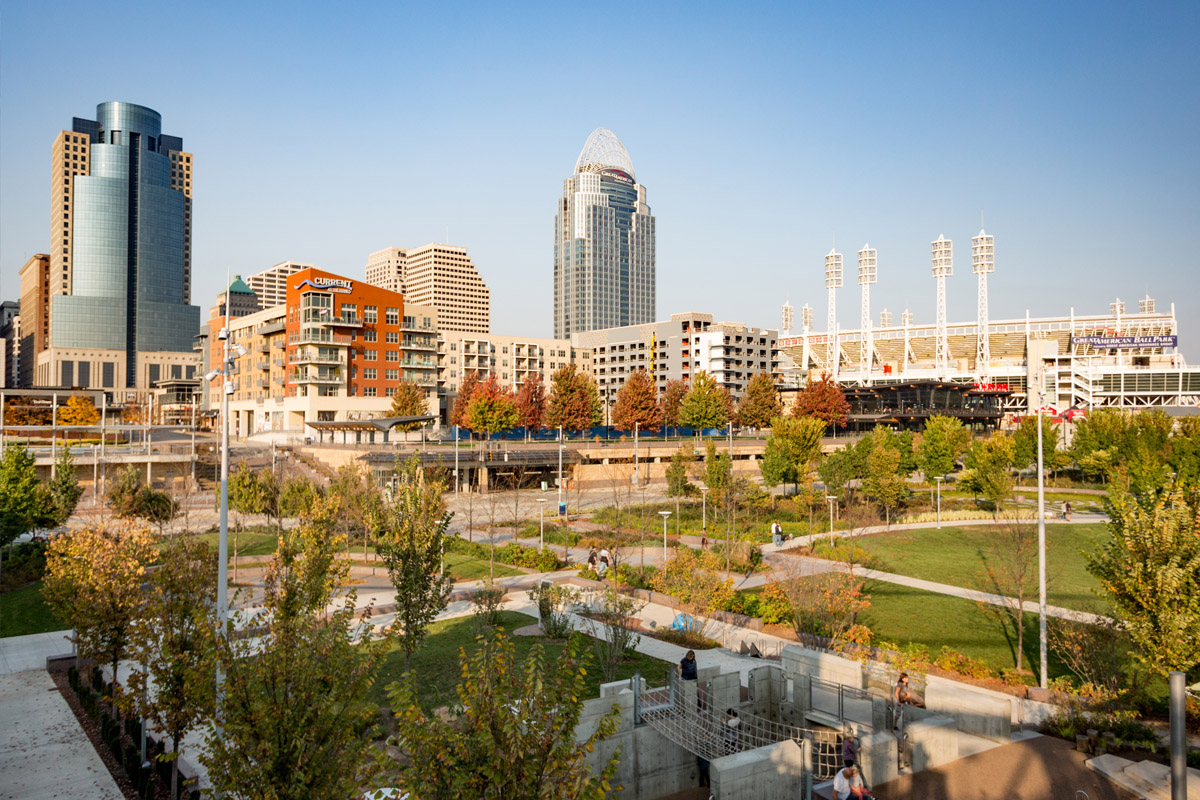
[574, 128, 636, 179]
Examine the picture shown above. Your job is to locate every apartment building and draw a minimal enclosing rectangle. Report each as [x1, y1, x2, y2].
[246, 261, 311, 309]
[437, 333, 590, 396]
[365, 243, 490, 334]
[0, 302, 19, 389]
[17, 254, 49, 387]
[572, 312, 779, 409]
[204, 268, 439, 436]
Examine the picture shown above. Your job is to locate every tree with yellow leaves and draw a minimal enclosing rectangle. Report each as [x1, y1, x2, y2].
[57, 394, 100, 426]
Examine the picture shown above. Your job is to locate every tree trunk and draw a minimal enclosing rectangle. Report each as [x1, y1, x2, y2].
[171, 735, 180, 800]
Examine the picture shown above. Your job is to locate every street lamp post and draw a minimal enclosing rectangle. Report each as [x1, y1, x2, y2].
[701, 486, 709, 530]
[537, 498, 547, 553]
[825, 495, 837, 546]
[659, 511, 671, 562]
[934, 476, 944, 529]
[557, 425, 564, 518]
[1036, 392, 1048, 689]
[454, 424, 459, 496]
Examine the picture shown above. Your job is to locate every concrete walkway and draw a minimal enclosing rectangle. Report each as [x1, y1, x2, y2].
[0, 668, 123, 800]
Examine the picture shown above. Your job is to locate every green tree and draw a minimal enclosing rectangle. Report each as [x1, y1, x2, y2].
[377, 457, 453, 671]
[465, 372, 519, 435]
[126, 536, 217, 800]
[108, 464, 176, 533]
[611, 368, 662, 431]
[388, 630, 620, 800]
[665, 447, 694, 497]
[737, 372, 782, 430]
[659, 379, 687, 429]
[451, 369, 482, 430]
[44, 525, 156, 714]
[388, 380, 430, 430]
[279, 474, 321, 519]
[1070, 407, 1130, 475]
[1012, 413, 1060, 473]
[963, 433, 1015, 515]
[1166, 416, 1200, 489]
[678, 371, 731, 430]
[863, 441, 906, 527]
[1088, 479, 1200, 676]
[703, 439, 731, 497]
[817, 445, 856, 499]
[546, 364, 602, 433]
[514, 371, 548, 433]
[651, 547, 734, 635]
[760, 415, 826, 492]
[201, 498, 388, 798]
[46, 450, 84, 526]
[916, 415, 971, 478]
[0, 445, 49, 552]
[790, 371, 849, 428]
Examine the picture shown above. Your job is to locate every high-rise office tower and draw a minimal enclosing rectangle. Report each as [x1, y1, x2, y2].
[18, 254, 49, 387]
[247, 261, 311, 309]
[553, 128, 655, 339]
[364, 243, 489, 334]
[40, 102, 200, 391]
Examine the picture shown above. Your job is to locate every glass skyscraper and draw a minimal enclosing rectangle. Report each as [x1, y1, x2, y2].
[554, 128, 655, 339]
[44, 102, 199, 390]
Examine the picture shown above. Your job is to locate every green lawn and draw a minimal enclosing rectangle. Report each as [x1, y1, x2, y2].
[442, 553, 524, 581]
[194, 529, 281, 558]
[1, 581, 66, 638]
[372, 610, 670, 711]
[811, 523, 1108, 612]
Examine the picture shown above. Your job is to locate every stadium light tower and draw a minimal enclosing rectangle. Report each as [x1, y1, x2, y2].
[1110, 298, 1125, 316]
[902, 308, 914, 374]
[825, 248, 844, 378]
[858, 244, 877, 382]
[880, 309, 893, 328]
[1139, 294, 1156, 314]
[801, 303, 814, 375]
[932, 235, 954, 378]
[972, 229, 994, 378]
[782, 300, 794, 336]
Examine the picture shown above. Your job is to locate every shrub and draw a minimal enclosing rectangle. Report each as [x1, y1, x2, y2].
[528, 582, 577, 639]
[934, 646, 993, 679]
[1, 539, 49, 590]
[447, 537, 563, 572]
[721, 592, 761, 618]
[656, 628, 721, 650]
[1188, 750, 1200, 770]
[614, 563, 657, 590]
[757, 583, 794, 625]
[471, 585, 505, 628]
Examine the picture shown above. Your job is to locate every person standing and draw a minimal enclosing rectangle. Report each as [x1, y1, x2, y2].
[700, 529, 708, 549]
[893, 672, 913, 731]
[598, 547, 611, 577]
[723, 709, 740, 754]
[1065, 500, 1073, 522]
[841, 727, 859, 768]
[678, 649, 698, 680]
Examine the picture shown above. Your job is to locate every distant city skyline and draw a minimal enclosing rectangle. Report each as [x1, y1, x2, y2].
[1, 2, 1196, 344]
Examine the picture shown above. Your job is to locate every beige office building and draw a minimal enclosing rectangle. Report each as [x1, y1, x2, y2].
[246, 261, 312, 309]
[437, 332, 590, 397]
[365, 243, 490, 334]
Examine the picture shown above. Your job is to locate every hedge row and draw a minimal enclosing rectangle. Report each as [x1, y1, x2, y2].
[448, 536, 563, 573]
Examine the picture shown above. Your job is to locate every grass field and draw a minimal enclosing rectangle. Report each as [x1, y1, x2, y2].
[811, 523, 1109, 612]
[194, 529, 281, 558]
[372, 610, 670, 711]
[1, 581, 66, 638]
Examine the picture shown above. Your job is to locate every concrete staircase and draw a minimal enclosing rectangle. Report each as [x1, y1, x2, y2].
[1086, 753, 1200, 799]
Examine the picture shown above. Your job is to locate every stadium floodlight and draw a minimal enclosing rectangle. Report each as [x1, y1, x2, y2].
[801, 304, 814, 331]
[858, 244, 878, 381]
[1110, 298, 1125, 316]
[972, 229, 995, 376]
[781, 301, 794, 336]
[1139, 295, 1155, 314]
[880, 309, 893, 328]
[825, 249, 843, 377]
[931, 235, 953, 377]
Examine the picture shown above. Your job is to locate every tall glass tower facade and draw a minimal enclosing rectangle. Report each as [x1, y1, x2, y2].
[48, 102, 199, 389]
[554, 128, 655, 339]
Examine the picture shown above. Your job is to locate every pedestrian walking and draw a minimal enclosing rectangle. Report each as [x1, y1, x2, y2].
[700, 529, 708, 549]
[598, 547, 611, 577]
[1065, 500, 1073, 522]
[678, 649, 698, 680]
[587, 546, 598, 571]
[723, 709, 740, 753]
[771, 520, 783, 546]
[841, 727, 859, 768]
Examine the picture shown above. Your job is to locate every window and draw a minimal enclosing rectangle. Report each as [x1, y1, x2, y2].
[386, 307, 399, 325]
[385, 387, 398, 397]
[341, 303, 357, 318]
[364, 306, 378, 323]
[363, 330, 377, 342]
[363, 387, 377, 397]
[385, 351, 399, 362]
[364, 350, 377, 360]
[364, 368, 377, 380]
[386, 369, 399, 381]
[385, 332, 398, 344]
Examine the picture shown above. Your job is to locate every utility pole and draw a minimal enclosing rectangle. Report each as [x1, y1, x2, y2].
[1036, 388, 1048, 689]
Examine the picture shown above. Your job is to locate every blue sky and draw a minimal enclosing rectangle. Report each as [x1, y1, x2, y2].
[2, 1, 1197, 342]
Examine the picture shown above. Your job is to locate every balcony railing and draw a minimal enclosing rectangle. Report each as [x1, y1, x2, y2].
[291, 371, 342, 385]
[256, 360, 270, 370]
[400, 322, 437, 333]
[316, 314, 364, 328]
[403, 338, 437, 351]
[291, 330, 351, 346]
[399, 359, 437, 368]
[289, 353, 344, 366]
[257, 342, 270, 353]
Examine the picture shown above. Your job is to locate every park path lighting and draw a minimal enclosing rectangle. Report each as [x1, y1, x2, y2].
[536, 498, 547, 553]
[825, 495, 837, 546]
[659, 511, 672, 562]
[1036, 387, 1048, 690]
[934, 476, 944, 529]
[701, 486, 709, 529]
[454, 425, 459, 496]
[557, 425, 565, 518]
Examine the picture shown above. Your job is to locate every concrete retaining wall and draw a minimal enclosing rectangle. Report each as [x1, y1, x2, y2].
[907, 716, 959, 772]
[858, 730, 898, 789]
[710, 739, 806, 799]
[923, 677, 1012, 742]
[581, 689, 696, 799]
[781, 644, 863, 688]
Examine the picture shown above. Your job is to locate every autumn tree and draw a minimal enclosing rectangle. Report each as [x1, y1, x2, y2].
[791, 372, 849, 428]
[1012, 413, 1060, 473]
[611, 368, 662, 432]
[767, 557, 870, 650]
[660, 379, 687, 430]
[546, 364, 602, 433]
[279, 474, 321, 519]
[1088, 479, 1200, 676]
[58, 394, 100, 426]
[377, 457, 453, 671]
[328, 460, 385, 563]
[201, 498, 388, 799]
[466, 372, 519, 436]
[760, 415, 825, 493]
[678, 371, 731, 430]
[126, 536, 217, 800]
[514, 371, 548, 433]
[973, 512, 1038, 673]
[451, 369, 482, 430]
[916, 414, 971, 478]
[737, 372, 781, 431]
[388, 630, 620, 800]
[388, 380, 429, 431]
[44, 525, 156, 713]
[650, 547, 734, 636]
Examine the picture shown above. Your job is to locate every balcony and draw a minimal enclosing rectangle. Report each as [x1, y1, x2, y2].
[399, 358, 437, 368]
[403, 337, 437, 352]
[258, 320, 286, 336]
[257, 342, 270, 353]
[404, 376, 437, 388]
[273, 377, 286, 386]
[256, 359, 270, 370]
[289, 352, 344, 366]
[272, 357, 285, 367]
[291, 369, 342, 385]
[291, 330, 351, 346]
[273, 338, 286, 349]
[400, 321, 437, 333]
[315, 314, 363, 328]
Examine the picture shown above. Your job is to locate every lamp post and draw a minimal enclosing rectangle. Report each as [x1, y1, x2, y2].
[454, 424, 459, 496]
[537, 498, 547, 553]
[701, 486, 709, 529]
[825, 495, 837, 546]
[659, 511, 671, 562]
[557, 425, 564, 517]
[934, 476, 944, 529]
[633, 421, 639, 486]
[1036, 390, 1048, 689]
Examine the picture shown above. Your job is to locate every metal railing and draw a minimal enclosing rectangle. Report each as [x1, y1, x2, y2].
[807, 676, 874, 728]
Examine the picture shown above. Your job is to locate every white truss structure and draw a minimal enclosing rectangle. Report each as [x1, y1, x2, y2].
[781, 301, 794, 336]
[800, 304, 814, 373]
[931, 235, 954, 378]
[858, 244, 877, 383]
[902, 309, 914, 372]
[972, 229, 995, 378]
[574, 127, 636, 177]
[1139, 294, 1156, 314]
[880, 308, 893, 328]
[825, 249, 843, 379]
